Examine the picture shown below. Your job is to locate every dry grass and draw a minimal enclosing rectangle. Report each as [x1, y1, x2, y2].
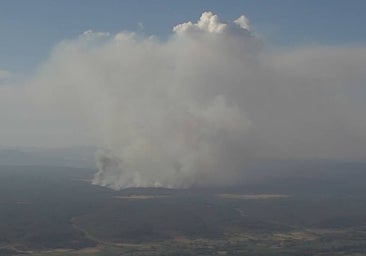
[113, 195, 170, 200]
[217, 194, 290, 200]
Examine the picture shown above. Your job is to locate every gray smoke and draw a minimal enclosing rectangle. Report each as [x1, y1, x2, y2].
[5, 12, 366, 189]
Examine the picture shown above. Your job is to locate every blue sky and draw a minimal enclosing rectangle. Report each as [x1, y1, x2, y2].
[1, 0, 366, 74]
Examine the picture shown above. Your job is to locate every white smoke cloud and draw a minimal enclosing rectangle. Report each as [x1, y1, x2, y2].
[234, 15, 250, 30]
[1, 11, 366, 189]
[173, 11, 229, 34]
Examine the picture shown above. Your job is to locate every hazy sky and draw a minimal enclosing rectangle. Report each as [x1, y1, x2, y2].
[1, 1, 366, 187]
[1, 0, 366, 73]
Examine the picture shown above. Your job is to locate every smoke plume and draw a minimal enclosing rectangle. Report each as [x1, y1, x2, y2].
[4, 12, 366, 189]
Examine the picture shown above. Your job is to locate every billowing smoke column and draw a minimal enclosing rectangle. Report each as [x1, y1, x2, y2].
[30, 12, 366, 189]
[92, 12, 255, 189]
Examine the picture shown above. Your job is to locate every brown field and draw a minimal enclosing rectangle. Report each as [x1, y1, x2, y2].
[113, 195, 170, 200]
[217, 193, 290, 200]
